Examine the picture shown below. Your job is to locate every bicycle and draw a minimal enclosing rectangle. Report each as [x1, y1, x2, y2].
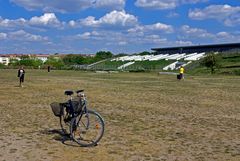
[50, 90, 105, 147]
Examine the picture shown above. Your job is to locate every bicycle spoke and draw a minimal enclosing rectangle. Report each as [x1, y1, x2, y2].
[80, 120, 88, 128]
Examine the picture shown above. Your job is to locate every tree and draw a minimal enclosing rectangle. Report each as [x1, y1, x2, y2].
[20, 55, 30, 60]
[138, 51, 151, 55]
[45, 56, 64, 69]
[200, 52, 221, 74]
[82, 57, 96, 64]
[95, 51, 113, 61]
[63, 54, 84, 65]
[0, 63, 5, 69]
[19, 59, 43, 68]
[9, 59, 20, 66]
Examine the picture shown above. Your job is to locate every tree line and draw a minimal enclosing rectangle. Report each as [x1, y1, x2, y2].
[7, 51, 114, 69]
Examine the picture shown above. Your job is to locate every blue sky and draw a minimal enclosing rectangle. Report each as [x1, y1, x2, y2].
[0, 0, 240, 54]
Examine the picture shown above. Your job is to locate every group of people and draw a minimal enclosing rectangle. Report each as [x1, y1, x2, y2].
[17, 65, 184, 87]
[17, 66, 51, 87]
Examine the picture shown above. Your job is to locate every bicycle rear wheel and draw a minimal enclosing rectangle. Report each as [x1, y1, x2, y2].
[70, 110, 105, 147]
[59, 108, 71, 135]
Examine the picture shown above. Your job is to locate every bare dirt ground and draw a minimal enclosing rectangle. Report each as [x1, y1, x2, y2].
[0, 69, 240, 161]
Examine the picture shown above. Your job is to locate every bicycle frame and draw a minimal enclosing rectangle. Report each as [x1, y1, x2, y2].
[68, 92, 90, 130]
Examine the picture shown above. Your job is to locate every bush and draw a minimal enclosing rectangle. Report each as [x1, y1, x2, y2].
[63, 54, 85, 65]
[45, 57, 64, 69]
[95, 51, 113, 61]
[9, 58, 43, 68]
[233, 69, 240, 75]
[0, 63, 5, 69]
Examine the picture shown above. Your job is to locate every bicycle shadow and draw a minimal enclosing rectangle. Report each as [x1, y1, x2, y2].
[40, 129, 82, 147]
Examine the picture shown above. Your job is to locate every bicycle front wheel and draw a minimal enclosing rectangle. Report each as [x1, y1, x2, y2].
[70, 110, 105, 147]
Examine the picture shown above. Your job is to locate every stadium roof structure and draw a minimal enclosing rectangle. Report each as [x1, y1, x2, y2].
[152, 43, 240, 54]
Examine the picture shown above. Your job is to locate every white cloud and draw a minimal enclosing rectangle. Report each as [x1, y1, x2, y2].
[78, 16, 100, 27]
[216, 32, 231, 38]
[135, 0, 208, 10]
[72, 30, 122, 43]
[179, 25, 240, 43]
[0, 17, 27, 28]
[180, 25, 214, 38]
[166, 12, 180, 18]
[128, 22, 174, 34]
[144, 35, 167, 44]
[94, 0, 125, 10]
[68, 20, 76, 27]
[8, 30, 48, 41]
[118, 41, 127, 45]
[0, 32, 7, 40]
[182, 0, 207, 3]
[146, 23, 174, 33]
[0, 13, 64, 30]
[75, 31, 103, 40]
[1, 11, 137, 30]
[29, 13, 62, 27]
[11, 0, 126, 13]
[135, 0, 177, 10]
[71, 29, 169, 47]
[74, 10, 138, 27]
[189, 4, 240, 26]
[99, 10, 138, 26]
[76, 32, 92, 39]
[216, 31, 240, 42]
[175, 40, 193, 46]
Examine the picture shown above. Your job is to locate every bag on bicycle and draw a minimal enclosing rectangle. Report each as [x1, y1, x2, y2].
[50, 102, 63, 117]
[72, 97, 83, 113]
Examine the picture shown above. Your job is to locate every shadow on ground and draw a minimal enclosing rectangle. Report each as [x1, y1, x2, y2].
[40, 129, 81, 147]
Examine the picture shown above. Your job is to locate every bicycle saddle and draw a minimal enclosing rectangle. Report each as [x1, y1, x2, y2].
[76, 89, 84, 93]
[64, 90, 74, 96]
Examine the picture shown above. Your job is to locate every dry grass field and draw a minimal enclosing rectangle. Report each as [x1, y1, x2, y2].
[0, 69, 240, 161]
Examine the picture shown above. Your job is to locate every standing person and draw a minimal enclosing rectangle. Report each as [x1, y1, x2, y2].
[18, 66, 25, 87]
[179, 66, 184, 80]
[47, 66, 51, 72]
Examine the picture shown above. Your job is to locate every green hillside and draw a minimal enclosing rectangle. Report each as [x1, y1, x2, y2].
[186, 52, 240, 75]
[90, 59, 175, 71]
[89, 52, 240, 75]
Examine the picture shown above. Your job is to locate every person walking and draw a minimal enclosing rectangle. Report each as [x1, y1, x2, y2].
[179, 66, 184, 80]
[18, 66, 25, 87]
[47, 66, 51, 72]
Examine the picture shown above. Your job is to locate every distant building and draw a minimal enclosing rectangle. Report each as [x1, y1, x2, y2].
[152, 43, 240, 54]
[0, 55, 10, 65]
[81, 54, 95, 57]
[0, 54, 51, 65]
[8, 54, 21, 61]
[36, 54, 49, 62]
